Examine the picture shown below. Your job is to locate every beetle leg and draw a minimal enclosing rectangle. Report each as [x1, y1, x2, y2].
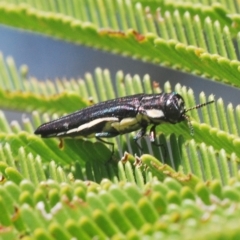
[95, 132, 118, 159]
[133, 127, 147, 152]
[149, 125, 166, 156]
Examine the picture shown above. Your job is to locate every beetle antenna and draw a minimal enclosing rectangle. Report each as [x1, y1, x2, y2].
[185, 100, 214, 113]
[184, 100, 214, 135]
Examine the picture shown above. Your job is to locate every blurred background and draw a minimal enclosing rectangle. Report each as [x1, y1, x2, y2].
[0, 24, 239, 123]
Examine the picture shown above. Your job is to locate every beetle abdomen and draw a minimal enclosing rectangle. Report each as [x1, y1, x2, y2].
[34, 95, 142, 138]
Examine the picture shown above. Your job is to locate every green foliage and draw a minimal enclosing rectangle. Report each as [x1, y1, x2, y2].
[0, 0, 240, 86]
[0, 0, 240, 239]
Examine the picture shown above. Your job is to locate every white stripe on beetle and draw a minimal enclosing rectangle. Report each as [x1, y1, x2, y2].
[66, 117, 119, 134]
[145, 109, 164, 118]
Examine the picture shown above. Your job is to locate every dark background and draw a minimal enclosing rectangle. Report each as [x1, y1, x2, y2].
[0, 25, 239, 123]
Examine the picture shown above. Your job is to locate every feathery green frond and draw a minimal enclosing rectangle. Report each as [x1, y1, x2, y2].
[0, 53, 239, 160]
[0, 1, 240, 239]
[0, 1, 240, 86]
[1, 177, 240, 239]
[0, 54, 239, 186]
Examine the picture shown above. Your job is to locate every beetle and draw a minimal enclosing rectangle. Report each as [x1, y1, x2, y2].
[34, 92, 214, 154]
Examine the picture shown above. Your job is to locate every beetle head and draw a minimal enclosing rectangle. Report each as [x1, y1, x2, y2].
[164, 93, 186, 124]
[165, 92, 214, 135]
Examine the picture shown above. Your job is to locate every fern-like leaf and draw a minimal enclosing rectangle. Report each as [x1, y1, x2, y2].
[0, 1, 240, 86]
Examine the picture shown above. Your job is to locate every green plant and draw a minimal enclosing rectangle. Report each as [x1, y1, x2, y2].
[0, 1, 240, 239]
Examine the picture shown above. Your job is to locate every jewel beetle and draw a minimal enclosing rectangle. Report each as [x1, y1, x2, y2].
[34, 92, 214, 153]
